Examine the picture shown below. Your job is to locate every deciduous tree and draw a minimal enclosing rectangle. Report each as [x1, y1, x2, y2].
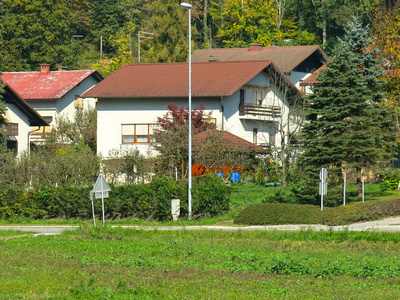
[153, 103, 211, 179]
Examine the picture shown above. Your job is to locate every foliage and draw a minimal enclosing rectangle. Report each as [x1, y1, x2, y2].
[139, 0, 193, 63]
[48, 107, 97, 153]
[103, 147, 153, 185]
[192, 130, 261, 175]
[210, 0, 278, 47]
[153, 103, 211, 179]
[379, 168, 400, 190]
[0, 144, 99, 189]
[299, 17, 396, 200]
[91, 29, 135, 77]
[234, 199, 400, 226]
[150, 176, 187, 221]
[192, 174, 230, 217]
[373, 2, 400, 145]
[0, 174, 230, 221]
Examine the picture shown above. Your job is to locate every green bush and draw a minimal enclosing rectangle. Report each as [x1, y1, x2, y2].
[192, 174, 230, 218]
[151, 177, 187, 221]
[0, 188, 45, 219]
[110, 184, 156, 219]
[234, 199, 400, 226]
[234, 203, 322, 225]
[0, 175, 231, 221]
[263, 187, 299, 204]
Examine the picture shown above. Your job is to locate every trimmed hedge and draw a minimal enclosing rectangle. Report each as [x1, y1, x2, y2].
[234, 199, 400, 226]
[0, 174, 230, 221]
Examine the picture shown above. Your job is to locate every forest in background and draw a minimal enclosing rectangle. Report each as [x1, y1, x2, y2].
[0, 0, 398, 77]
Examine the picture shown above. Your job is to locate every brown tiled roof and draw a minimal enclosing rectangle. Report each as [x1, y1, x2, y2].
[191, 45, 328, 73]
[82, 61, 284, 98]
[192, 129, 264, 152]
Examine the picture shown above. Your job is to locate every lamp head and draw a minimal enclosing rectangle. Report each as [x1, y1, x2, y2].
[180, 2, 192, 9]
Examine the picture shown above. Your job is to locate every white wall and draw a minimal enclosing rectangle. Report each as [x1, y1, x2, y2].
[5, 103, 33, 155]
[97, 97, 221, 158]
[287, 71, 310, 88]
[97, 72, 291, 158]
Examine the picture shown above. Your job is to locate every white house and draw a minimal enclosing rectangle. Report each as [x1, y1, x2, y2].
[191, 44, 328, 89]
[82, 60, 302, 158]
[2, 83, 49, 155]
[1, 64, 103, 140]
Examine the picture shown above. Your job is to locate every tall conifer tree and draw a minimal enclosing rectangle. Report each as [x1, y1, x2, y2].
[300, 17, 396, 199]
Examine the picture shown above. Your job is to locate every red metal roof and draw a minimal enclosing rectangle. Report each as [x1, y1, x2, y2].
[1, 70, 102, 100]
[82, 61, 285, 98]
[192, 130, 264, 151]
[191, 45, 328, 73]
[3, 84, 49, 126]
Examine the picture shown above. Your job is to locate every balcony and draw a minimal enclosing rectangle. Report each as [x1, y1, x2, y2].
[4, 123, 18, 136]
[239, 104, 281, 121]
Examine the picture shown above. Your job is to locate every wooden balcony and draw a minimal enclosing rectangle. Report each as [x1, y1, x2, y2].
[239, 104, 281, 121]
[4, 123, 18, 136]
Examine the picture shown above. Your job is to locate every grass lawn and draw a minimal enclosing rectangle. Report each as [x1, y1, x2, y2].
[2, 227, 400, 299]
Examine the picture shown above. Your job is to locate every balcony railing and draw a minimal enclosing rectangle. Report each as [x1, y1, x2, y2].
[4, 123, 18, 136]
[239, 104, 281, 121]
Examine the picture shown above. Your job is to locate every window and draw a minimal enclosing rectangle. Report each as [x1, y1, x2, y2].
[255, 90, 263, 105]
[269, 132, 276, 146]
[240, 89, 245, 107]
[43, 116, 53, 134]
[253, 128, 258, 144]
[121, 124, 156, 144]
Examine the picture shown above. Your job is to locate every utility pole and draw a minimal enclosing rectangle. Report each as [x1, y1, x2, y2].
[138, 31, 154, 64]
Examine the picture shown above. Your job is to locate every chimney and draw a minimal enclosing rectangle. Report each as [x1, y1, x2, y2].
[40, 64, 51, 73]
[57, 66, 67, 71]
[249, 44, 262, 52]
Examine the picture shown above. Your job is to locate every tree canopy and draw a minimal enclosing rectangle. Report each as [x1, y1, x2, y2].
[299, 17, 397, 199]
[0, 0, 393, 72]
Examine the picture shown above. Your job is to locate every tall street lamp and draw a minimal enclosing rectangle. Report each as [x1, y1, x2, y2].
[180, 2, 192, 220]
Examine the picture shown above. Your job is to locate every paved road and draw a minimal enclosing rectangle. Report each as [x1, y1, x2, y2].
[2, 216, 400, 234]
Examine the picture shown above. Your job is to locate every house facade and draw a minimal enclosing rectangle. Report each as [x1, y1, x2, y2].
[82, 61, 302, 158]
[2, 84, 49, 155]
[1, 65, 103, 140]
[191, 44, 327, 89]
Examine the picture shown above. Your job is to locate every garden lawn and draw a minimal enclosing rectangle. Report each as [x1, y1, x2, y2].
[1, 227, 400, 299]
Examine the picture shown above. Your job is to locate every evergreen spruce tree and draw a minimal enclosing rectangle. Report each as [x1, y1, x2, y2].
[299, 17, 397, 201]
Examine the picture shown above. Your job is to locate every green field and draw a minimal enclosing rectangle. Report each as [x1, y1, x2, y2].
[2, 227, 400, 299]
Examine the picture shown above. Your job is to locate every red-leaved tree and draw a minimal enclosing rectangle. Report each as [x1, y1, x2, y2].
[154, 103, 212, 179]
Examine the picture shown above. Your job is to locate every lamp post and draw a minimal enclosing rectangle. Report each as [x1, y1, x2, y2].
[180, 2, 192, 220]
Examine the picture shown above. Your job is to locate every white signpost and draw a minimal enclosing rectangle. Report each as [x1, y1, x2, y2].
[319, 168, 328, 211]
[91, 173, 111, 226]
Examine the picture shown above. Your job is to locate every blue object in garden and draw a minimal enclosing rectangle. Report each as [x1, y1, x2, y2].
[232, 172, 240, 183]
[217, 172, 224, 178]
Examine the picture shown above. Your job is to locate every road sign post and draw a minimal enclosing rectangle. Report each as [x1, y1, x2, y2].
[319, 168, 328, 211]
[92, 173, 111, 226]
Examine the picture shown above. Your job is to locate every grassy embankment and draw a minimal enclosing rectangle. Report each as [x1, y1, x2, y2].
[2, 227, 400, 299]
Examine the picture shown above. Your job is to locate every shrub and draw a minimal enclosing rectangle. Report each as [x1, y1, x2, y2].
[192, 174, 230, 218]
[263, 187, 299, 204]
[234, 199, 400, 226]
[151, 177, 187, 221]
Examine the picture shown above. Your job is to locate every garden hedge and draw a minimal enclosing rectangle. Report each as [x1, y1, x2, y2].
[0, 174, 230, 221]
[234, 199, 400, 226]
